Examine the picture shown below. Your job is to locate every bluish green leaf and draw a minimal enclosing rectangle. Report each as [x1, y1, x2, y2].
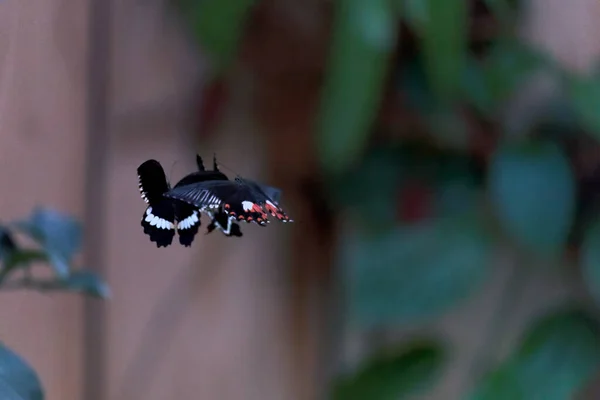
[13, 208, 82, 279]
[316, 0, 397, 175]
[581, 216, 600, 305]
[461, 57, 495, 116]
[488, 140, 575, 258]
[344, 212, 491, 327]
[420, 0, 467, 100]
[333, 340, 445, 400]
[0, 343, 43, 400]
[468, 309, 600, 400]
[61, 270, 111, 299]
[176, 0, 256, 71]
[567, 71, 600, 141]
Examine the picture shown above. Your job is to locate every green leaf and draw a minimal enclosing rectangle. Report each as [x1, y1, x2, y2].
[567, 70, 600, 141]
[344, 212, 491, 327]
[0, 343, 44, 400]
[469, 364, 525, 400]
[175, 0, 256, 71]
[60, 270, 111, 299]
[333, 147, 404, 231]
[401, 59, 470, 148]
[332, 340, 445, 400]
[581, 216, 600, 305]
[488, 139, 575, 258]
[461, 57, 496, 116]
[13, 208, 82, 279]
[401, 0, 427, 33]
[483, 40, 550, 104]
[316, 0, 397, 175]
[468, 309, 600, 400]
[420, 0, 467, 100]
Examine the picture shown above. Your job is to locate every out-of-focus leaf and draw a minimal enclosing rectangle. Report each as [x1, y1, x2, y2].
[334, 147, 404, 232]
[332, 340, 445, 400]
[316, 0, 397, 175]
[469, 364, 525, 400]
[344, 212, 491, 327]
[468, 309, 600, 400]
[483, 40, 550, 104]
[401, 0, 427, 33]
[567, 71, 600, 141]
[581, 216, 600, 305]
[13, 208, 82, 279]
[421, 0, 467, 100]
[461, 57, 495, 116]
[0, 249, 48, 284]
[0, 343, 43, 400]
[175, 0, 256, 71]
[488, 139, 575, 258]
[401, 59, 470, 148]
[59, 270, 111, 299]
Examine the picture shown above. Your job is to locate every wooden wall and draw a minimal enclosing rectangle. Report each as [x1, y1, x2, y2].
[0, 0, 598, 400]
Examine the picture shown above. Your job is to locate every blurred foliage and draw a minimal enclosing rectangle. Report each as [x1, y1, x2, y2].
[469, 309, 600, 399]
[180, 0, 600, 398]
[0, 208, 109, 399]
[332, 340, 445, 399]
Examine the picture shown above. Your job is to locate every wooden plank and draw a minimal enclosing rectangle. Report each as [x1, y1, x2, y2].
[0, 0, 89, 399]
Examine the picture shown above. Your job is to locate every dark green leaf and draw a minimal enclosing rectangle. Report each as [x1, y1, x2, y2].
[469, 364, 525, 400]
[468, 309, 600, 400]
[483, 40, 550, 104]
[316, 0, 397, 175]
[175, 0, 256, 71]
[420, 0, 467, 100]
[401, 59, 470, 148]
[332, 340, 444, 400]
[333, 147, 404, 231]
[581, 216, 600, 305]
[60, 270, 110, 299]
[0, 343, 43, 400]
[0, 249, 48, 284]
[567, 71, 600, 140]
[344, 212, 491, 327]
[488, 139, 575, 258]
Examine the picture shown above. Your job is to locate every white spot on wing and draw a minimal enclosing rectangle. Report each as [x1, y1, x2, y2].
[242, 201, 254, 212]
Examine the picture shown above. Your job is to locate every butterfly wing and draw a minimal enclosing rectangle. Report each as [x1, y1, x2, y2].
[174, 202, 201, 246]
[137, 160, 177, 247]
[237, 178, 293, 222]
[165, 181, 270, 226]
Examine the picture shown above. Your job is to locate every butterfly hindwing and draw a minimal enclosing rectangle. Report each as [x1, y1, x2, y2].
[175, 202, 201, 246]
[141, 200, 176, 247]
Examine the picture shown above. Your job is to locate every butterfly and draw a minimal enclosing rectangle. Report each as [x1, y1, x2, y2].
[163, 158, 293, 227]
[137, 154, 243, 248]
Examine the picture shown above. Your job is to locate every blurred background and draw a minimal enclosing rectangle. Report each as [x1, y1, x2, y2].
[2, 0, 600, 399]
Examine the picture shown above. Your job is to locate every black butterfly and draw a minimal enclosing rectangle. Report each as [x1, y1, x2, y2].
[137, 155, 242, 248]
[163, 160, 293, 226]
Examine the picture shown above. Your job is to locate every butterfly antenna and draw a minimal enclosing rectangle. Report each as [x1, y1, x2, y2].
[213, 158, 244, 179]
